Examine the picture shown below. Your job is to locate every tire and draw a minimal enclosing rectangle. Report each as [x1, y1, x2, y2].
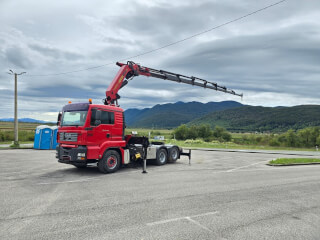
[155, 148, 168, 166]
[73, 163, 87, 168]
[98, 150, 121, 174]
[168, 147, 179, 163]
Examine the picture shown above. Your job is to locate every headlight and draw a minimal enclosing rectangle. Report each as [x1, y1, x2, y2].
[77, 153, 86, 160]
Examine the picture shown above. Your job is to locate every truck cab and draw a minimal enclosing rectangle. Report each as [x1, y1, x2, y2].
[56, 102, 126, 169]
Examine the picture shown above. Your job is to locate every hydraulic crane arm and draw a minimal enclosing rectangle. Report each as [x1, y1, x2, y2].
[105, 61, 242, 105]
[105, 62, 151, 105]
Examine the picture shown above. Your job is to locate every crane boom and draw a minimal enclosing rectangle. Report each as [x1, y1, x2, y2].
[105, 61, 242, 105]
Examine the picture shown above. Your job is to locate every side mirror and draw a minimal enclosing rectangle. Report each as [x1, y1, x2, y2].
[94, 110, 101, 126]
[57, 112, 62, 126]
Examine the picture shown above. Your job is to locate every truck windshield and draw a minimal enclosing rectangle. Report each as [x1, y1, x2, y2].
[61, 111, 88, 126]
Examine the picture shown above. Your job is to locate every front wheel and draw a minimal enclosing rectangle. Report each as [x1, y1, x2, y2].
[98, 150, 121, 174]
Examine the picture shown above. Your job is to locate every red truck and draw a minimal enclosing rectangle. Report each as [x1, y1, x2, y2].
[56, 61, 242, 173]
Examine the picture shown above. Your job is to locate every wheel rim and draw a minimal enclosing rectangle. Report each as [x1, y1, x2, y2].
[159, 151, 166, 163]
[107, 156, 117, 169]
[171, 149, 178, 160]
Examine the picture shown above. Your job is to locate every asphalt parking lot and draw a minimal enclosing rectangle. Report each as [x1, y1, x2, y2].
[0, 149, 319, 240]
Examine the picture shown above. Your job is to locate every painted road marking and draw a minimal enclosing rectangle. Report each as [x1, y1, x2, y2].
[185, 217, 213, 232]
[0, 167, 58, 176]
[226, 160, 267, 172]
[37, 177, 101, 185]
[146, 211, 218, 232]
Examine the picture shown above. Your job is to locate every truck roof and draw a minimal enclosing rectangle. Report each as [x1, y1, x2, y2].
[62, 103, 123, 112]
[90, 104, 124, 112]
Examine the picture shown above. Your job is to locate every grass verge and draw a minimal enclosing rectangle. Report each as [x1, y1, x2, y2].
[0, 142, 34, 149]
[269, 158, 320, 165]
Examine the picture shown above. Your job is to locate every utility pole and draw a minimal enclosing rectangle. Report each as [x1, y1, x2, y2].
[7, 70, 26, 147]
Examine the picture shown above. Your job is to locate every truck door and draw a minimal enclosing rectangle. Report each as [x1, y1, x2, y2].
[87, 109, 115, 146]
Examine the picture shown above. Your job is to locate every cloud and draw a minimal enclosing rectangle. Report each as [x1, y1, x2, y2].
[29, 44, 82, 61]
[0, 0, 319, 121]
[5, 47, 33, 69]
[164, 23, 320, 100]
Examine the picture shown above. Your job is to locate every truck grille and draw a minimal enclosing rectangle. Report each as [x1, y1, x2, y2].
[60, 132, 78, 142]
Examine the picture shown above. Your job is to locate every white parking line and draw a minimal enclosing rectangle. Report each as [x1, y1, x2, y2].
[185, 217, 213, 233]
[37, 177, 100, 185]
[146, 211, 218, 233]
[226, 160, 267, 172]
[0, 167, 58, 176]
[146, 216, 187, 226]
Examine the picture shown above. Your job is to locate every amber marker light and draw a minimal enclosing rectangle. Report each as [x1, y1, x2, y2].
[68, 101, 72, 104]
[89, 98, 92, 104]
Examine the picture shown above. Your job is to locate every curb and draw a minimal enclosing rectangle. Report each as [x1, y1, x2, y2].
[0, 147, 34, 150]
[267, 162, 320, 166]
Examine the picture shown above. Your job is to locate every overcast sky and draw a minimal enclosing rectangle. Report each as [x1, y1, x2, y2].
[0, 0, 319, 121]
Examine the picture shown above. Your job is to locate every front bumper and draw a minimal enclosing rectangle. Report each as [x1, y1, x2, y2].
[56, 145, 87, 164]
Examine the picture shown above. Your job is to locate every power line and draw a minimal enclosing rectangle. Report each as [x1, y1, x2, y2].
[27, 63, 114, 77]
[26, 0, 287, 77]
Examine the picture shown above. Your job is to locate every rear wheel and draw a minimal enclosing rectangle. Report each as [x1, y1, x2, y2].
[98, 150, 121, 174]
[155, 148, 168, 166]
[168, 147, 179, 163]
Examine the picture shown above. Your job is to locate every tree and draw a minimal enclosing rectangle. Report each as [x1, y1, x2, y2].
[286, 129, 297, 147]
[173, 124, 189, 140]
[269, 138, 280, 147]
[186, 125, 198, 139]
[213, 126, 231, 142]
[310, 127, 320, 146]
[222, 132, 232, 142]
[298, 128, 312, 147]
[213, 126, 225, 138]
[198, 124, 212, 139]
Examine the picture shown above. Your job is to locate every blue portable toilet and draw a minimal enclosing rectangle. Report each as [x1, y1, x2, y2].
[50, 126, 58, 149]
[34, 125, 52, 150]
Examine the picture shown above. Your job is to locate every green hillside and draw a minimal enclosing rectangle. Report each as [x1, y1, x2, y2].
[125, 101, 243, 128]
[189, 105, 320, 132]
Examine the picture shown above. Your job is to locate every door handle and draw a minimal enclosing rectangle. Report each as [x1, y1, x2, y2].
[106, 133, 110, 138]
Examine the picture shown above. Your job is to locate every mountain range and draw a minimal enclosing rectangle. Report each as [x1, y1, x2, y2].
[124, 101, 320, 132]
[189, 105, 320, 132]
[124, 101, 243, 128]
